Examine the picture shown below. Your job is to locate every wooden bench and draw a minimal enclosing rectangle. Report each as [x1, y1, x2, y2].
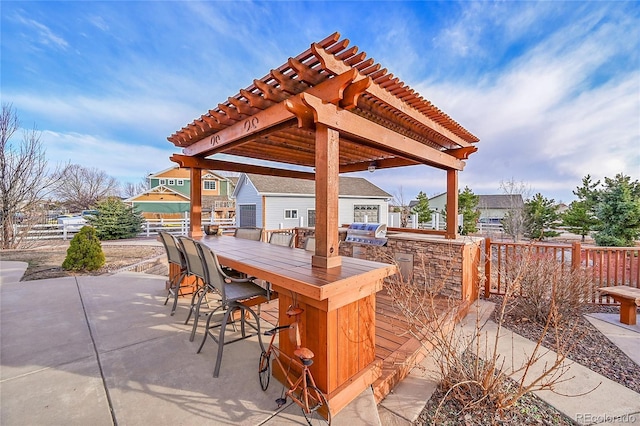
[598, 286, 640, 325]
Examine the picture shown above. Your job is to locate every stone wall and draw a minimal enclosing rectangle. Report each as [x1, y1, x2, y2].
[338, 233, 483, 301]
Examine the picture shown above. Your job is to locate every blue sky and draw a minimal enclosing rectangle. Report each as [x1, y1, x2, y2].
[2, 1, 639, 203]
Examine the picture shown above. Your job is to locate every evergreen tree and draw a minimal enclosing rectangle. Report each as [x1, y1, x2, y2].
[562, 200, 598, 242]
[411, 191, 431, 224]
[523, 193, 560, 240]
[88, 197, 144, 240]
[593, 174, 640, 247]
[62, 226, 105, 271]
[563, 175, 601, 241]
[458, 186, 480, 235]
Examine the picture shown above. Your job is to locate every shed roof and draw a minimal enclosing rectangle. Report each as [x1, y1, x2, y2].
[241, 173, 391, 198]
[168, 32, 479, 175]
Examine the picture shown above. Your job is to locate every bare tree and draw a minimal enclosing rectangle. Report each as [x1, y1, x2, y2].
[391, 185, 411, 227]
[55, 164, 119, 212]
[121, 175, 150, 198]
[0, 104, 66, 249]
[499, 178, 529, 242]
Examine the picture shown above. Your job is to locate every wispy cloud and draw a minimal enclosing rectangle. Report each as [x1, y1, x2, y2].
[13, 14, 68, 50]
[40, 131, 175, 183]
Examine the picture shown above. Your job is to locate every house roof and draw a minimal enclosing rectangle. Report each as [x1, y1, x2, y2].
[148, 166, 227, 181]
[477, 194, 524, 209]
[241, 173, 391, 198]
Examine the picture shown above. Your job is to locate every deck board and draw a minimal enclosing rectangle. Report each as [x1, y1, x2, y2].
[259, 288, 462, 404]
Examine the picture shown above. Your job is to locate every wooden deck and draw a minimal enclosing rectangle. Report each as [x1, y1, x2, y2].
[258, 288, 468, 403]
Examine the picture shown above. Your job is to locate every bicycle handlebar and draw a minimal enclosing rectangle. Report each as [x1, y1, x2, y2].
[264, 324, 292, 336]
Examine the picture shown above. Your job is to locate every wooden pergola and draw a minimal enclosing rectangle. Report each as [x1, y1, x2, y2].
[168, 32, 479, 269]
[167, 32, 479, 413]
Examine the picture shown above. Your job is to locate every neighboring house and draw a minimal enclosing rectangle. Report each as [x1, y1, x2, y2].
[233, 173, 392, 229]
[428, 193, 525, 223]
[125, 166, 236, 220]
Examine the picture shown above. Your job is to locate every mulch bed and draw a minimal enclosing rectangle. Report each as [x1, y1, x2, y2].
[413, 297, 639, 425]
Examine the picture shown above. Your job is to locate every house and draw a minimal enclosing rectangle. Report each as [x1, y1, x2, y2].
[428, 193, 524, 223]
[233, 173, 392, 229]
[125, 166, 236, 220]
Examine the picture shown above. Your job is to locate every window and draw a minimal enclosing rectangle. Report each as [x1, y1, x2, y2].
[159, 179, 166, 185]
[177, 179, 184, 186]
[354, 205, 379, 223]
[168, 179, 175, 185]
[284, 209, 298, 219]
[204, 180, 216, 190]
[307, 209, 316, 227]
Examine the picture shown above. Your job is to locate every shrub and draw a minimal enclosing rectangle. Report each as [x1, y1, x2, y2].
[87, 197, 143, 240]
[62, 226, 105, 271]
[506, 249, 594, 325]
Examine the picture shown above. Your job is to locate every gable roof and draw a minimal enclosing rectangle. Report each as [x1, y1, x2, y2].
[239, 173, 391, 198]
[125, 185, 190, 202]
[148, 166, 226, 181]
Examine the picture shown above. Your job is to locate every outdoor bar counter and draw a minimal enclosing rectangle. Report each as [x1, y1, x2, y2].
[199, 235, 397, 414]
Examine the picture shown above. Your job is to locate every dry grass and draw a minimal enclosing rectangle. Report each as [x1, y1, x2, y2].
[0, 241, 166, 281]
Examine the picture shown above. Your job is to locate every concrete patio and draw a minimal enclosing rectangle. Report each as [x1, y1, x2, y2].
[0, 264, 378, 425]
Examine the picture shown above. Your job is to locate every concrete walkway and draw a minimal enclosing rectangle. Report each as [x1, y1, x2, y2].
[0, 261, 378, 425]
[379, 300, 640, 426]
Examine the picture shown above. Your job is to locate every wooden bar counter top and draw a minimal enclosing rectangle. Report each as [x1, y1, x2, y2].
[200, 235, 397, 414]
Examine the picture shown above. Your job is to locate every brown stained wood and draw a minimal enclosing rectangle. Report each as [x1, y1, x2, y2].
[335, 46, 358, 61]
[240, 89, 275, 110]
[302, 94, 466, 171]
[189, 168, 202, 238]
[253, 78, 289, 102]
[171, 154, 316, 180]
[271, 68, 309, 95]
[208, 109, 236, 126]
[325, 39, 350, 55]
[228, 97, 260, 116]
[288, 57, 327, 86]
[218, 103, 244, 121]
[344, 51, 367, 66]
[200, 114, 226, 131]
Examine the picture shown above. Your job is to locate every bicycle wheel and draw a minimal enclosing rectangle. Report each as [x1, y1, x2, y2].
[302, 385, 331, 426]
[258, 351, 271, 391]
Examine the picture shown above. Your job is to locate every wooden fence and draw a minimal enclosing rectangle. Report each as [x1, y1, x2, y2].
[484, 238, 640, 304]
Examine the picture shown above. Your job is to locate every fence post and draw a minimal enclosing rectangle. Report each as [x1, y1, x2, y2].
[62, 224, 68, 240]
[484, 237, 491, 298]
[571, 242, 581, 271]
[146, 221, 150, 237]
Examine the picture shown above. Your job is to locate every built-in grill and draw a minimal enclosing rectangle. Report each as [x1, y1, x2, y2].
[344, 222, 388, 246]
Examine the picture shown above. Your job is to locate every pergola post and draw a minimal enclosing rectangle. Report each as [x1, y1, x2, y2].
[189, 167, 203, 238]
[445, 169, 459, 239]
[313, 124, 341, 269]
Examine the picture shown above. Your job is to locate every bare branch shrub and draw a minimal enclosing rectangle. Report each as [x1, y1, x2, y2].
[384, 245, 594, 423]
[507, 249, 594, 325]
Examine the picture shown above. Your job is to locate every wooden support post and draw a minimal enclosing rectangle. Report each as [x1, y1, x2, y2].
[313, 124, 341, 269]
[189, 167, 203, 238]
[484, 237, 492, 298]
[571, 242, 581, 271]
[445, 169, 459, 239]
